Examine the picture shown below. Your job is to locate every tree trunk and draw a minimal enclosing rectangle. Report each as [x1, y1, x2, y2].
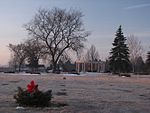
[52, 62, 57, 73]
[18, 64, 21, 72]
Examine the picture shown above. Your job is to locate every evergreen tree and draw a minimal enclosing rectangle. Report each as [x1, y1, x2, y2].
[109, 25, 131, 73]
[134, 56, 145, 73]
[146, 51, 150, 72]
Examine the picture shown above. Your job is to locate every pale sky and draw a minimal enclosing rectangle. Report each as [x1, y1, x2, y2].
[0, 0, 150, 65]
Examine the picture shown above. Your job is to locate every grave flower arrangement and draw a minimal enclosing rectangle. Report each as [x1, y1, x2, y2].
[14, 80, 52, 107]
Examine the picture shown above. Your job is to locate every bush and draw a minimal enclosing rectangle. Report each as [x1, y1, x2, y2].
[14, 81, 52, 107]
[134, 72, 149, 75]
[119, 73, 131, 77]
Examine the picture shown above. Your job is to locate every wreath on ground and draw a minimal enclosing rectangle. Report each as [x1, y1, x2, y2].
[14, 80, 52, 107]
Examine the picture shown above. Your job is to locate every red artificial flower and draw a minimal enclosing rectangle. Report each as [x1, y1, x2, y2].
[26, 80, 35, 93]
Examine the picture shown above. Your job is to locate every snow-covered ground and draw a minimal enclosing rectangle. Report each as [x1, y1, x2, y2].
[0, 74, 150, 113]
[63, 72, 109, 76]
[0, 72, 107, 76]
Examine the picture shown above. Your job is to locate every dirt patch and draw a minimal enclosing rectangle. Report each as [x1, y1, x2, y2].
[9, 80, 20, 83]
[1, 83, 9, 86]
[56, 92, 67, 96]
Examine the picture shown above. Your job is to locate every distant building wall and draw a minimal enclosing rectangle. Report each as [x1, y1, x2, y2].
[75, 61, 105, 73]
[0, 67, 14, 72]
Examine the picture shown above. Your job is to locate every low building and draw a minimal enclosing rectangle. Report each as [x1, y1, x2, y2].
[21, 64, 46, 73]
[0, 66, 14, 73]
[61, 60, 76, 72]
[75, 60, 105, 73]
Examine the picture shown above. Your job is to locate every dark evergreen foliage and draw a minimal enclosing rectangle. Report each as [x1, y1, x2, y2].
[109, 25, 132, 73]
[14, 87, 52, 107]
[134, 56, 145, 73]
[24, 39, 43, 72]
[27, 55, 39, 69]
[146, 51, 150, 72]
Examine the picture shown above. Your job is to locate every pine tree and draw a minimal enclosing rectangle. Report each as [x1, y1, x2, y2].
[146, 51, 150, 72]
[109, 25, 131, 73]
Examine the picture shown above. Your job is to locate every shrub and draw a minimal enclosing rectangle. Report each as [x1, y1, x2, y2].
[119, 73, 131, 77]
[14, 81, 52, 107]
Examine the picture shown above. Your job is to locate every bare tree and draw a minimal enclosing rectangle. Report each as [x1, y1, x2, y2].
[25, 8, 89, 72]
[8, 43, 26, 72]
[127, 35, 144, 72]
[146, 51, 150, 73]
[8, 55, 18, 71]
[24, 39, 45, 72]
[85, 45, 100, 62]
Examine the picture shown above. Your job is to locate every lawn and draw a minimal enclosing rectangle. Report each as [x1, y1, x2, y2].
[0, 73, 150, 113]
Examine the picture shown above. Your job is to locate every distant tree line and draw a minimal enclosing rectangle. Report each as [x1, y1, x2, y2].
[8, 7, 150, 74]
[8, 7, 89, 73]
[8, 39, 45, 72]
[108, 25, 150, 74]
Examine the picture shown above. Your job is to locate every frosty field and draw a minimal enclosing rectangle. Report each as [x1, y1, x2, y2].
[0, 73, 150, 113]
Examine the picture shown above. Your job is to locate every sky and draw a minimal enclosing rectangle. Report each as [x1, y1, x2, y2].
[0, 0, 150, 65]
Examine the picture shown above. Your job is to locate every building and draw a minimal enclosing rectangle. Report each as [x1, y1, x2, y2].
[75, 60, 105, 73]
[0, 66, 14, 73]
[19, 64, 46, 73]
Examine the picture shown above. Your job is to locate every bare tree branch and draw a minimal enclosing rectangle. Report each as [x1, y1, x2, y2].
[127, 35, 144, 72]
[8, 43, 26, 72]
[24, 7, 89, 72]
[85, 45, 100, 62]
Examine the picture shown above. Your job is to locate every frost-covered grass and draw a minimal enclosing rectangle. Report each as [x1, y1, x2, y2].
[1, 73, 150, 113]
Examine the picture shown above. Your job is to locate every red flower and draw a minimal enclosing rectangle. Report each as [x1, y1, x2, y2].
[26, 80, 35, 93]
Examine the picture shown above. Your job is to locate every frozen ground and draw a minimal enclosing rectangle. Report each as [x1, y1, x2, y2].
[0, 73, 150, 113]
